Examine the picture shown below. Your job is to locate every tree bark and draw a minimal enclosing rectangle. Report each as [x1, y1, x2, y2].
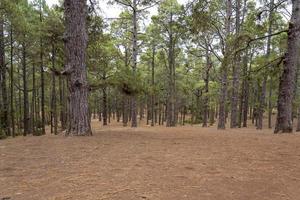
[274, 0, 300, 133]
[22, 42, 29, 136]
[131, 0, 138, 127]
[218, 0, 232, 129]
[267, 0, 274, 129]
[51, 43, 58, 135]
[64, 0, 92, 136]
[40, 1, 45, 135]
[151, 44, 155, 127]
[230, 0, 241, 128]
[102, 85, 108, 126]
[0, 14, 9, 136]
[10, 25, 15, 137]
[203, 44, 211, 127]
[166, 12, 176, 127]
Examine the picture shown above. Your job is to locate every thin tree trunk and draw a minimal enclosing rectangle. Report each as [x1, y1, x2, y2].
[40, 1, 45, 135]
[151, 45, 155, 126]
[242, 54, 252, 127]
[102, 85, 108, 126]
[166, 12, 176, 127]
[267, 0, 274, 129]
[22, 42, 29, 136]
[31, 64, 36, 135]
[230, 0, 241, 128]
[131, 0, 138, 127]
[122, 95, 128, 126]
[51, 43, 58, 135]
[10, 26, 15, 137]
[218, 0, 232, 129]
[297, 106, 300, 131]
[203, 43, 211, 127]
[0, 14, 9, 136]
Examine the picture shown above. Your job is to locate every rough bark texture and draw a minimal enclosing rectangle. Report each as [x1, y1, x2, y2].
[218, 0, 232, 129]
[51, 44, 58, 135]
[32, 64, 36, 135]
[151, 45, 155, 127]
[102, 86, 108, 126]
[122, 95, 128, 127]
[243, 53, 251, 127]
[203, 45, 211, 127]
[0, 14, 9, 137]
[230, 0, 241, 128]
[40, 2, 45, 135]
[64, 0, 92, 136]
[10, 26, 15, 137]
[297, 106, 300, 131]
[22, 42, 29, 136]
[267, 0, 275, 129]
[166, 12, 176, 127]
[131, 0, 138, 128]
[274, 0, 300, 133]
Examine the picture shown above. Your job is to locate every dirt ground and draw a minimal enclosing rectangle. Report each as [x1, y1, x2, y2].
[1, 120, 300, 200]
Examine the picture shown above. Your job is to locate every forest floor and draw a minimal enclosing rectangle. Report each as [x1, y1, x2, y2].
[1, 119, 300, 200]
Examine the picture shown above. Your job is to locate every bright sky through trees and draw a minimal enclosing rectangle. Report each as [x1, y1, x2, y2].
[45, 0, 190, 18]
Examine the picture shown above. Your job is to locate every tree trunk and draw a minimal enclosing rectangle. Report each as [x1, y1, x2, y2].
[64, 0, 92, 136]
[40, 1, 45, 135]
[166, 12, 176, 127]
[22, 42, 29, 136]
[203, 44, 211, 127]
[267, 0, 274, 129]
[31, 64, 36, 135]
[151, 45, 155, 127]
[218, 0, 232, 129]
[0, 14, 9, 137]
[131, 0, 138, 127]
[102, 86, 108, 126]
[257, 0, 274, 130]
[122, 95, 128, 126]
[10, 26, 15, 137]
[51, 43, 58, 135]
[230, 0, 241, 128]
[242, 53, 252, 127]
[274, 0, 300, 133]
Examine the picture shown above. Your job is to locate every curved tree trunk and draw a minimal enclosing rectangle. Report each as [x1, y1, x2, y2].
[64, 0, 92, 136]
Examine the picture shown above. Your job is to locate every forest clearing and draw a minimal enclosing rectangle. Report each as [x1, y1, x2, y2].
[1, 0, 300, 199]
[1, 119, 300, 200]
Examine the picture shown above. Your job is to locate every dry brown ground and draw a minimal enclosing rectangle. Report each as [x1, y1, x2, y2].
[1, 119, 300, 200]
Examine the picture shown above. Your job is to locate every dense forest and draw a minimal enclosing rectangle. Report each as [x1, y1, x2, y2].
[0, 0, 299, 138]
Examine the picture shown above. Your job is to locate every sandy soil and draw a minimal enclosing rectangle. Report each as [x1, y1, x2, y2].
[1, 119, 300, 200]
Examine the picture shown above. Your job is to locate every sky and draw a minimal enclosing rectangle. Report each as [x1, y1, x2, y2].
[45, 0, 190, 19]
